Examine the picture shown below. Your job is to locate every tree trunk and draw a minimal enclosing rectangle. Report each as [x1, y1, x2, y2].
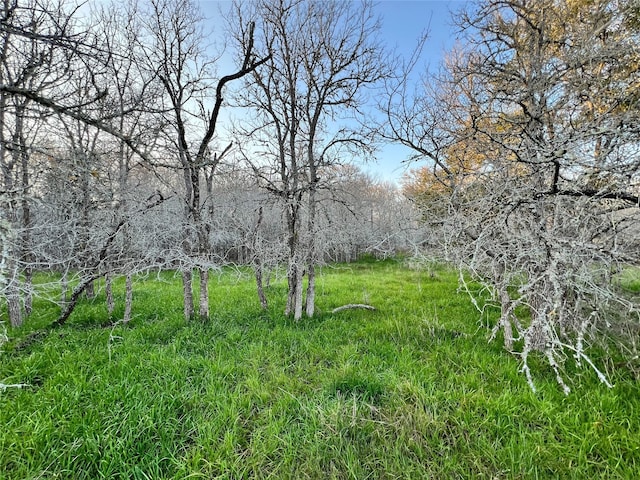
[255, 261, 268, 310]
[305, 183, 317, 318]
[85, 280, 95, 299]
[23, 266, 32, 316]
[20, 127, 32, 317]
[106, 274, 115, 317]
[250, 206, 268, 310]
[8, 294, 22, 328]
[198, 267, 209, 319]
[7, 268, 22, 327]
[123, 274, 133, 323]
[285, 201, 299, 317]
[61, 271, 69, 305]
[285, 261, 296, 316]
[21, 205, 33, 316]
[294, 264, 304, 321]
[305, 263, 315, 317]
[53, 275, 100, 327]
[499, 287, 514, 351]
[182, 270, 194, 320]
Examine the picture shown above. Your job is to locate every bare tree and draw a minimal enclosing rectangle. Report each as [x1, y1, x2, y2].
[132, 0, 269, 320]
[93, 1, 166, 322]
[390, 0, 640, 392]
[230, 0, 387, 320]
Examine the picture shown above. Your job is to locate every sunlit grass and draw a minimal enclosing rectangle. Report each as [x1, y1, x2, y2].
[1, 258, 639, 478]
[618, 266, 640, 294]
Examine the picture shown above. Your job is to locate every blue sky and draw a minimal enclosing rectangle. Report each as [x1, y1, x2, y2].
[375, 1, 463, 67]
[370, 1, 467, 183]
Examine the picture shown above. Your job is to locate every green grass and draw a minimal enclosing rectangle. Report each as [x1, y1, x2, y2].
[1, 258, 639, 479]
[618, 267, 640, 295]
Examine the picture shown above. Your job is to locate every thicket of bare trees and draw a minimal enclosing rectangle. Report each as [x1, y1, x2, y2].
[0, 0, 411, 327]
[0, 0, 106, 327]
[393, 0, 640, 392]
[229, 0, 389, 319]
[131, 0, 272, 320]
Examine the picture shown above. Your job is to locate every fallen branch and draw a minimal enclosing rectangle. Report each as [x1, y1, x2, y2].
[0, 383, 30, 392]
[331, 304, 376, 314]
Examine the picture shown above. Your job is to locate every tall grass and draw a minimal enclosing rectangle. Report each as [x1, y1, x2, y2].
[1, 258, 638, 479]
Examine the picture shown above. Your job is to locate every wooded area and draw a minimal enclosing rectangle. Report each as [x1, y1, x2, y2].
[0, 0, 419, 327]
[391, 0, 640, 392]
[1, 0, 639, 391]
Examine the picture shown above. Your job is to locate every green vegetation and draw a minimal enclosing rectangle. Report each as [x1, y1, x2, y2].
[619, 267, 640, 295]
[1, 259, 639, 479]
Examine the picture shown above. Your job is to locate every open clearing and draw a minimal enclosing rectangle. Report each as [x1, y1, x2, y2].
[1, 258, 639, 479]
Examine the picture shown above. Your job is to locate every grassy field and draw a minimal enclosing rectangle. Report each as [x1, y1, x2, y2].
[1, 258, 639, 479]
